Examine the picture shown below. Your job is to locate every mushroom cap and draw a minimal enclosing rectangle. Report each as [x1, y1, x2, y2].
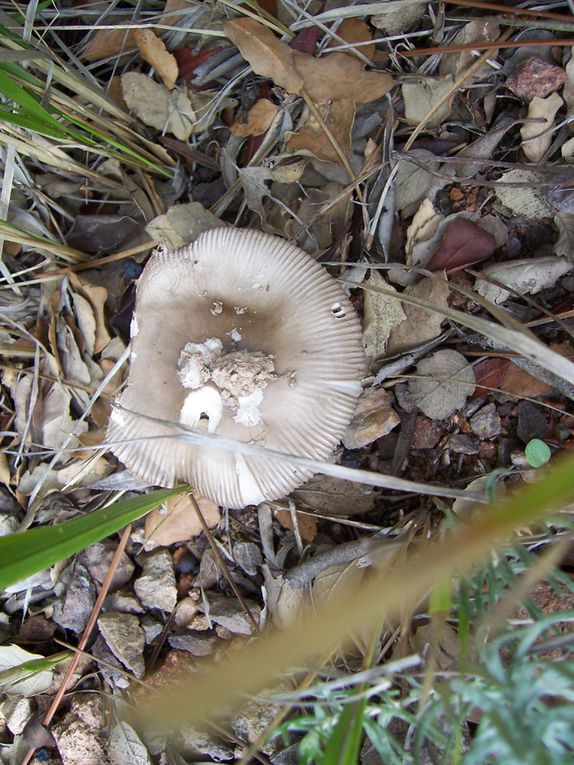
[108, 227, 366, 508]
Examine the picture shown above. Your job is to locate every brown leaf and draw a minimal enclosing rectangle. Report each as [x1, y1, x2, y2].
[82, 26, 137, 62]
[294, 51, 393, 104]
[224, 18, 304, 95]
[224, 18, 393, 104]
[285, 99, 354, 163]
[230, 98, 279, 137]
[327, 18, 375, 60]
[426, 218, 497, 273]
[472, 357, 551, 398]
[134, 29, 178, 90]
[144, 493, 220, 546]
[275, 509, 317, 542]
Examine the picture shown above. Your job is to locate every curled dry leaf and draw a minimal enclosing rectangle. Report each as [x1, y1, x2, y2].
[230, 98, 279, 137]
[520, 92, 563, 163]
[224, 17, 392, 104]
[134, 28, 178, 90]
[408, 349, 476, 420]
[426, 218, 497, 273]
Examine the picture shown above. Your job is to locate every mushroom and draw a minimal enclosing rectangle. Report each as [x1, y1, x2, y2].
[108, 228, 366, 508]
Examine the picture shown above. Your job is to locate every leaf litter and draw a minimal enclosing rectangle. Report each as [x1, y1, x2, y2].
[2, 1, 574, 762]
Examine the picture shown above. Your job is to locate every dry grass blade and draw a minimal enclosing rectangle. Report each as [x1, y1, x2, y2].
[350, 277, 574, 394]
[189, 493, 261, 635]
[137, 453, 574, 728]
[110, 408, 487, 503]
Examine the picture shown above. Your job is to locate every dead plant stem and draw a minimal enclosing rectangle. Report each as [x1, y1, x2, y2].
[20, 524, 133, 765]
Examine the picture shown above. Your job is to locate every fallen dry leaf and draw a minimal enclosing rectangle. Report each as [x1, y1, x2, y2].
[145, 493, 220, 546]
[402, 75, 455, 126]
[230, 98, 279, 137]
[408, 349, 476, 420]
[520, 93, 563, 163]
[426, 218, 497, 273]
[275, 509, 317, 543]
[362, 270, 406, 360]
[494, 169, 553, 219]
[371, 2, 425, 35]
[294, 52, 393, 104]
[134, 28, 178, 90]
[285, 99, 354, 164]
[476, 256, 573, 304]
[439, 19, 500, 80]
[82, 26, 137, 62]
[386, 277, 451, 356]
[224, 17, 392, 104]
[224, 18, 304, 95]
[472, 357, 552, 399]
[327, 18, 375, 60]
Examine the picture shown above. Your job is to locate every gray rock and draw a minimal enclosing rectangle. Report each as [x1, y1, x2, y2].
[205, 595, 260, 636]
[134, 549, 177, 612]
[91, 635, 129, 690]
[470, 403, 502, 440]
[98, 611, 145, 678]
[82, 541, 135, 591]
[516, 400, 548, 443]
[104, 591, 144, 615]
[233, 542, 262, 576]
[140, 614, 164, 644]
[168, 632, 220, 656]
[52, 562, 96, 633]
[178, 725, 235, 762]
[53, 694, 110, 765]
[448, 434, 479, 455]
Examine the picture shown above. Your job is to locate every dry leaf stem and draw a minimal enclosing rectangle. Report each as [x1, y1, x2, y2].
[375, 37, 574, 63]
[188, 493, 261, 636]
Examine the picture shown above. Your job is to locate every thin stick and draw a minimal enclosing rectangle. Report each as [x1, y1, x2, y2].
[375, 37, 574, 62]
[20, 524, 133, 765]
[444, 0, 574, 25]
[188, 494, 261, 636]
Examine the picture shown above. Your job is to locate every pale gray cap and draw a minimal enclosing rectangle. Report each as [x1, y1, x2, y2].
[107, 227, 365, 508]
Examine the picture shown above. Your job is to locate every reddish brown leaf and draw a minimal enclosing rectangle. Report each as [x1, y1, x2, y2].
[174, 47, 219, 84]
[427, 218, 497, 273]
[290, 26, 320, 54]
[472, 357, 509, 397]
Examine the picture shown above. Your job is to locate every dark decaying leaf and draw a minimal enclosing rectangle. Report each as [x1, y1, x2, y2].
[426, 218, 497, 273]
[66, 214, 142, 253]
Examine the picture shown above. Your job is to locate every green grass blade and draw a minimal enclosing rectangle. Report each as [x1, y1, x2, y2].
[321, 699, 367, 765]
[0, 486, 188, 591]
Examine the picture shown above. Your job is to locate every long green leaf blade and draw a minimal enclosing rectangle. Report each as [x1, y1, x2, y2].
[322, 699, 368, 765]
[0, 486, 188, 590]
